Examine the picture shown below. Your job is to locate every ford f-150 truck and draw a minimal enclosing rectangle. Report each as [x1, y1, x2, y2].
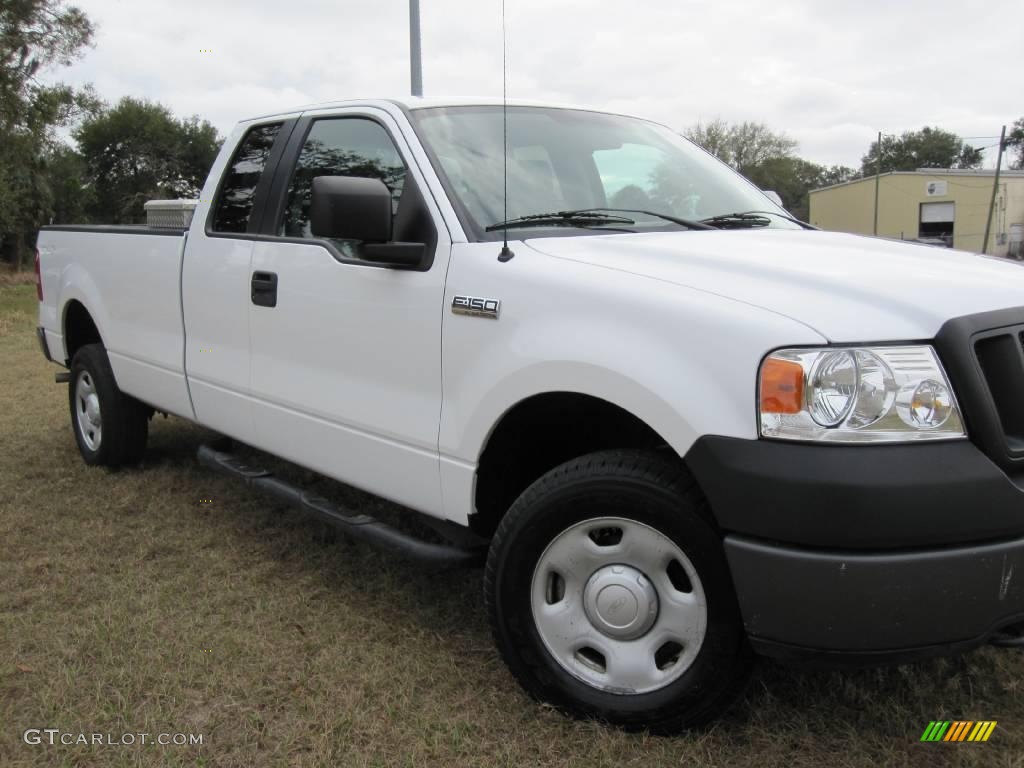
[35, 98, 1024, 732]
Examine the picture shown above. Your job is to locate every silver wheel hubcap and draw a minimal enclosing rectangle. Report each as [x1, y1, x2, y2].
[75, 372, 102, 451]
[531, 517, 707, 695]
[583, 564, 659, 641]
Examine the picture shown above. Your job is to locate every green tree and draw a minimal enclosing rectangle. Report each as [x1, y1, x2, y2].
[684, 119, 733, 163]
[860, 127, 982, 175]
[0, 0, 95, 265]
[742, 159, 856, 220]
[42, 143, 92, 224]
[74, 98, 222, 223]
[683, 118, 854, 220]
[1007, 117, 1024, 170]
[727, 122, 799, 176]
[743, 157, 819, 220]
[685, 119, 798, 175]
[819, 164, 858, 187]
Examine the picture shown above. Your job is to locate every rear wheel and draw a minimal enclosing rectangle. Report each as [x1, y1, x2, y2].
[484, 450, 751, 732]
[68, 343, 149, 466]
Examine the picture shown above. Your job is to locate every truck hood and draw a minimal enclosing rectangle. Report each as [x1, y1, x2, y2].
[526, 229, 1024, 341]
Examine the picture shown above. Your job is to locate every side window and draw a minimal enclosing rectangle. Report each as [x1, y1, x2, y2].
[280, 118, 407, 242]
[212, 123, 282, 233]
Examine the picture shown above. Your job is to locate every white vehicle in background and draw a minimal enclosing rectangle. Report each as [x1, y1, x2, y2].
[35, 98, 1024, 732]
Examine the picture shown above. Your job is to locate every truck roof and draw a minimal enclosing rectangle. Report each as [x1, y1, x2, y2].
[241, 97, 632, 124]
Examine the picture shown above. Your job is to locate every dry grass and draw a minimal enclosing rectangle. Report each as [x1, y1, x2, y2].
[1, 282, 1022, 767]
[0, 268, 36, 287]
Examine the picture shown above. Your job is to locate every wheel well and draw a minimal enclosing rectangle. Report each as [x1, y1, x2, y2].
[472, 393, 669, 538]
[63, 300, 102, 364]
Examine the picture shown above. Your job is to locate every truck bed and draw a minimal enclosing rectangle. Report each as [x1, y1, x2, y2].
[37, 226, 195, 420]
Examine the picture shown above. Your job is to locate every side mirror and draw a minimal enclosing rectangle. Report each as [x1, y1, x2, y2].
[310, 175, 426, 268]
[311, 176, 392, 242]
[763, 190, 784, 208]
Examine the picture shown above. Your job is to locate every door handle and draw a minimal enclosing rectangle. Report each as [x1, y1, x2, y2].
[251, 271, 278, 308]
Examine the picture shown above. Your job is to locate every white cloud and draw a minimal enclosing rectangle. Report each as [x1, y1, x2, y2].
[45, 0, 1023, 169]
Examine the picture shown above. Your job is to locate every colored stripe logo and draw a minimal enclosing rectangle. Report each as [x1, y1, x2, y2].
[920, 721, 997, 742]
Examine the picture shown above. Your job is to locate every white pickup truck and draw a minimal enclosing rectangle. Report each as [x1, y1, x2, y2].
[35, 98, 1024, 732]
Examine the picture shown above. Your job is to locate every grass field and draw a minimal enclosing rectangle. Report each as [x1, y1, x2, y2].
[2, 280, 1022, 767]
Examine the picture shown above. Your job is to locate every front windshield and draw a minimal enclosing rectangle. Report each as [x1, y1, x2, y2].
[410, 105, 799, 239]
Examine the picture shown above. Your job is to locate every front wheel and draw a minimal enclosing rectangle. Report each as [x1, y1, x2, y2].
[484, 450, 751, 733]
[68, 343, 149, 467]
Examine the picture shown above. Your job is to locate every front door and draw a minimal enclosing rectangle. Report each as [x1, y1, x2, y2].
[247, 109, 450, 516]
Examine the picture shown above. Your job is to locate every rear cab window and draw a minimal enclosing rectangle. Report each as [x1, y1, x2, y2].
[211, 123, 283, 233]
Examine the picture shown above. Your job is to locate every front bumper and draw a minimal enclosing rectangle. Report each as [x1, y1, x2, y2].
[725, 534, 1024, 663]
[686, 436, 1024, 660]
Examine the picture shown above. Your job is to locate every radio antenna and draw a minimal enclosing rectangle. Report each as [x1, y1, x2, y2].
[498, 0, 514, 262]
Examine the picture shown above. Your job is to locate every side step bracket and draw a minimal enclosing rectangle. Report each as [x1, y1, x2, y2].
[197, 444, 485, 569]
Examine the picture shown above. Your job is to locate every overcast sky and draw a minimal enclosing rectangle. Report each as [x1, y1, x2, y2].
[50, 0, 1022, 168]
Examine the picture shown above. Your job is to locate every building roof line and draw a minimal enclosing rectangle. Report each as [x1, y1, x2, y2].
[811, 169, 1024, 194]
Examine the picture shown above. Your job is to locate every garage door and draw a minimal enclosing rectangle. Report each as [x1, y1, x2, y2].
[921, 202, 955, 222]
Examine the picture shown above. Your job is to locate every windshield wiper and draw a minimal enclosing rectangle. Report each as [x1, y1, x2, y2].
[485, 210, 636, 232]
[701, 210, 816, 230]
[574, 208, 715, 230]
[699, 212, 773, 229]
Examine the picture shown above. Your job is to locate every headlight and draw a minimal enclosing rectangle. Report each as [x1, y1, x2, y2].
[759, 346, 965, 443]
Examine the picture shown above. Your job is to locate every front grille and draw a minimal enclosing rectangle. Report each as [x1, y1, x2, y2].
[973, 328, 1024, 454]
[935, 307, 1024, 475]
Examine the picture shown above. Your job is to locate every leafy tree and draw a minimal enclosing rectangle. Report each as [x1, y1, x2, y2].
[1007, 117, 1024, 170]
[727, 122, 799, 176]
[860, 127, 982, 175]
[819, 164, 858, 187]
[43, 143, 92, 224]
[741, 159, 857, 220]
[744, 157, 823, 221]
[74, 98, 222, 224]
[683, 118, 854, 220]
[684, 119, 733, 163]
[685, 119, 798, 175]
[0, 0, 95, 265]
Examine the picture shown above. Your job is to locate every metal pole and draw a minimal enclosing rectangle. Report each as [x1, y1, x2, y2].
[982, 125, 1006, 255]
[409, 0, 423, 97]
[872, 131, 882, 236]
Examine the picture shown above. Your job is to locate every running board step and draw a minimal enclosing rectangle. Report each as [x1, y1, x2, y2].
[197, 444, 485, 568]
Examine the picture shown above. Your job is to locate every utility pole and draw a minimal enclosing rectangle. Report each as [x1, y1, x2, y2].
[872, 131, 882, 236]
[982, 125, 1007, 255]
[409, 0, 423, 97]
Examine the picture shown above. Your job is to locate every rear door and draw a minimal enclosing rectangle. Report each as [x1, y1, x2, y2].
[246, 107, 451, 516]
[182, 119, 294, 443]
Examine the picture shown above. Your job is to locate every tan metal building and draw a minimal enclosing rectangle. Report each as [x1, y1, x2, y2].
[808, 169, 1024, 258]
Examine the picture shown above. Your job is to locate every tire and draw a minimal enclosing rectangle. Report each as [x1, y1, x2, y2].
[484, 449, 751, 733]
[68, 343, 149, 467]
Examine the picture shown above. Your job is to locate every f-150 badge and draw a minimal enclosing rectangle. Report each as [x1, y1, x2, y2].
[452, 295, 500, 319]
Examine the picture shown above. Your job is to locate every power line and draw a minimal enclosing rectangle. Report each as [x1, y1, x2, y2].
[876, 133, 1002, 140]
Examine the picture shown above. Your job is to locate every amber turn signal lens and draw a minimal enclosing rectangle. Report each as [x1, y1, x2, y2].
[760, 357, 804, 414]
